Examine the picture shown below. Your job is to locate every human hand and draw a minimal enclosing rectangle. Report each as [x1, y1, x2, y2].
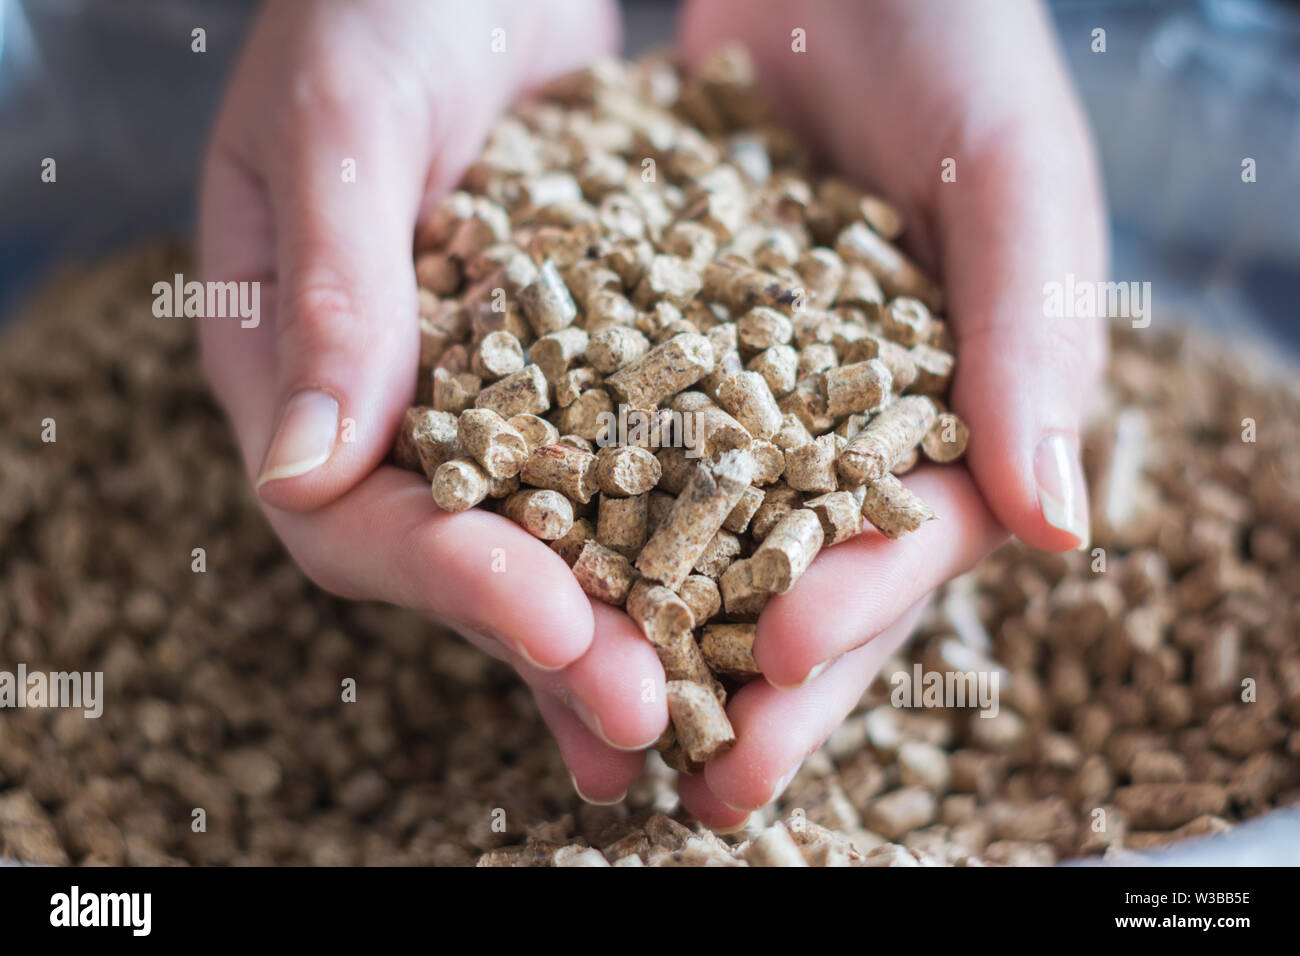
[678, 0, 1107, 826]
[198, 0, 669, 804]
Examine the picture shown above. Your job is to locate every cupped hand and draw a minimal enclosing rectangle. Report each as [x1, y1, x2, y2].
[198, 0, 665, 804]
[678, 0, 1108, 826]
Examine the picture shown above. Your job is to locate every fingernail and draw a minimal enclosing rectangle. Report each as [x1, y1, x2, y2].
[767, 659, 830, 691]
[797, 660, 831, 687]
[768, 762, 802, 804]
[709, 816, 752, 835]
[570, 773, 626, 806]
[1034, 433, 1089, 549]
[504, 633, 565, 672]
[256, 389, 339, 488]
[567, 696, 607, 742]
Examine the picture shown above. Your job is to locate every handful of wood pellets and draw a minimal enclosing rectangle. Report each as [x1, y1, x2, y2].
[393, 48, 968, 772]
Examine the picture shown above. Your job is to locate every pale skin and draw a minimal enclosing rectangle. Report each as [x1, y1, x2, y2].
[200, 0, 1106, 826]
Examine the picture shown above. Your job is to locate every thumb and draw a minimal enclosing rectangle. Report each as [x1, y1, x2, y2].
[941, 136, 1108, 552]
[254, 98, 426, 511]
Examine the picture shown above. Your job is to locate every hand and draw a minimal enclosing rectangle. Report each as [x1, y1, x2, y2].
[198, 0, 668, 804]
[678, 0, 1108, 827]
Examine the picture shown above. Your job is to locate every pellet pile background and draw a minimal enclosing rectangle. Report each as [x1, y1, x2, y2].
[0, 244, 1295, 866]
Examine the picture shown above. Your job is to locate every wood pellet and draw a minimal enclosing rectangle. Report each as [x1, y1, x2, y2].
[394, 47, 967, 755]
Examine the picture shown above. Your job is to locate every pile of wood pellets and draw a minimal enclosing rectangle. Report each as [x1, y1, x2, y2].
[0, 245, 1296, 866]
[395, 50, 967, 770]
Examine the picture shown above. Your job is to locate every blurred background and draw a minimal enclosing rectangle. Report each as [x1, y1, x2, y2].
[1, 0, 1298, 354]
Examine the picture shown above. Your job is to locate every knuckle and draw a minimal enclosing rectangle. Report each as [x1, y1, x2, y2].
[278, 271, 363, 356]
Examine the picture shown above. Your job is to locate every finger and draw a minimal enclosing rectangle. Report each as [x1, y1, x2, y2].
[534, 693, 645, 805]
[461, 602, 668, 751]
[550, 602, 668, 750]
[754, 466, 1005, 689]
[675, 772, 750, 832]
[272, 465, 594, 670]
[940, 131, 1108, 553]
[196, 151, 280, 472]
[696, 601, 925, 814]
[253, 85, 430, 510]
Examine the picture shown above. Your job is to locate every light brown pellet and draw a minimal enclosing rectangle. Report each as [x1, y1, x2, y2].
[921, 412, 969, 464]
[910, 344, 955, 397]
[672, 393, 751, 459]
[483, 471, 519, 500]
[796, 247, 845, 309]
[752, 508, 824, 593]
[747, 344, 799, 397]
[527, 327, 589, 383]
[604, 333, 715, 408]
[719, 558, 771, 618]
[571, 540, 637, 606]
[555, 388, 615, 441]
[393, 407, 459, 479]
[470, 330, 525, 380]
[743, 823, 808, 867]
[693, 529, 744, 578]
[517, 260, 578, 335]
[626, 581, 716, 689]
[859, 475, 936, 540]
[723, 485, 765, 534]
[556, 433, 595, 454]
[796, 342, 838, 380]
[837, 263, 885, 312]
[666, 680, 736, 764]
[457, 408, 529, 479]
[597, 493, 648, 558]
[701, 260, 802, 313]
[835, 223, 943, 312]
[863, 786, 938, 840]
[501, 489, 575, 541]
[771, 413, 814, 452]
[735, 306, 794, 353]
[749, 483, 803, 541]
[784, 434, 839, 493]
[431, 458, 491, 513]
[550, 517, 596, 566]
[890, 445, 919, 476]
[654, 446, 698, 494]
[803, 491, 864, 546]
[507, 413, 560, 453]
[474, 363, 550, 418]
[847, 334, 918, 393]
[823, 358, 892, 418]
[586, 325, 650, 373]
[519, 443, 598, 504]
[777, 382, 833, 435]
[746, 438, 786, 485]
[838, 395, 938, 485]
[700, 624, 760, 679]
[878, 297, 932, 347]
[433, 367, 482, 415]
[715, 371, 783, 440]
[554, 366, 601, 408]
[595, 445, 662, 496]
[678, 575, 722, 625]
[626, 579, 696, 647]
[636, 449, 753, 590]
